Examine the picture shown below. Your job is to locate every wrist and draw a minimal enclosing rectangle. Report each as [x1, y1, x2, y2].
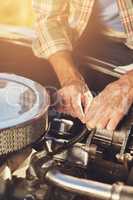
[61, 70, 86, 87]
[49, 50, 85, 87]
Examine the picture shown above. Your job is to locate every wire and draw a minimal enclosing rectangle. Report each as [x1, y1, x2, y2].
[43, 126, 88, 163]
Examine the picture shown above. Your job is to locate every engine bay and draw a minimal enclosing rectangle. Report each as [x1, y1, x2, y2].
[0, 109, 133, 200]
[0, 73, 133, 200]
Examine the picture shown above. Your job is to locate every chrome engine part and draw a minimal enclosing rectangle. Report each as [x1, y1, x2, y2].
[0, 73, 49, 156]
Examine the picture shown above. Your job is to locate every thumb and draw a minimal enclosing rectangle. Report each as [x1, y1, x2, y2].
[82, 90, 93, 114]
[71, 94, 85, 122]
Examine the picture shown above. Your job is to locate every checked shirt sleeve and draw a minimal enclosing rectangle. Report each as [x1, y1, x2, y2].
[32, 0, 73, 59]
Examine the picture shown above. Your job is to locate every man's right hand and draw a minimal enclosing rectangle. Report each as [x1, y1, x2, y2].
[48, 50, 93, 122]
[57, 82, 93, 123]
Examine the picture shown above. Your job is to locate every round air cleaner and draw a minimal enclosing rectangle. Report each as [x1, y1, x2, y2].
[0, 73, 49, 156]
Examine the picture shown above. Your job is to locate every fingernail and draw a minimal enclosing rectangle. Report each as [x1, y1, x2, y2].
[106, 126, 114, 131]
[80, 117, 85, 124]
[86, 125, 92, 131]
[86, 121, 95, 129]
[96, 124, 103, 129]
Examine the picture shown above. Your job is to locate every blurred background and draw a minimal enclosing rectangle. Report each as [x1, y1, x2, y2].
[0, 0, 109, 91]
[0, 0, 60, 89]
[0, 0, 35, 27]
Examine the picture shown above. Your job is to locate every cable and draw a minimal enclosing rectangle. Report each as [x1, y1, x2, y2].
[42, 126, 88, 163]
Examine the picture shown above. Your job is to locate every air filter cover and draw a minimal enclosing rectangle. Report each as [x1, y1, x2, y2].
[0, 73, 49, 155]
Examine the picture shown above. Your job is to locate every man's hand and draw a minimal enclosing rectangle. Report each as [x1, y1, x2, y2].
[49, 50, 93, 122]
[85, 75, 133, 131]
[57, 82, 93, 123]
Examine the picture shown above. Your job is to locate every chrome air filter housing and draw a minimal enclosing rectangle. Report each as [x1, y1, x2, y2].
[0, 73, 49, 156]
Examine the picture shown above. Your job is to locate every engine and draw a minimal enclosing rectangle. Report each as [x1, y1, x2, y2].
[0, 73, 133, 200]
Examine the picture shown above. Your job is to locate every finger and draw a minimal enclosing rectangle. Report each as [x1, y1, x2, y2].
[86, 109, 104, 129]
[86, 100, 109, 129]
[96, 118, 110, 129]
[82, 91, 93, 113]
[57, 94, 72, 115]
[86, 119, 96, 129]
[57, 105, 76, 119]
[85, 101, 97, 123]
[64, 106, 77, 118]
[106, 111, 124, 130]
[96, 108, 111, 129]
[57, 106, 67, 113]
[71, 95, 85, 123]
[85, 96, 104, 123]
[84, 93, 103, 122]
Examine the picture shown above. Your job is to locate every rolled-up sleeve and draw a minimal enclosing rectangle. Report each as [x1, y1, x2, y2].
[32, 0, 73, 59]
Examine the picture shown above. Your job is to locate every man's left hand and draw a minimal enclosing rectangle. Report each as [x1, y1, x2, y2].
[85, 75, 133, 131]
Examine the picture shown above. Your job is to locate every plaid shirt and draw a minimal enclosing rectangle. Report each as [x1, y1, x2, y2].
[32, 0, 133, 59]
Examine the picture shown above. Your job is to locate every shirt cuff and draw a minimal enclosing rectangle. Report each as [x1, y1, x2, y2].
[32, 39, 73, 59]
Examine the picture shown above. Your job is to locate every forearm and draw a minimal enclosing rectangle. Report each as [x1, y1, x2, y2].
[33, 1, 75, 60]
[120, 70, 133, 88]
[49, 50, 85, 87]
[126, 70, 133, 87]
